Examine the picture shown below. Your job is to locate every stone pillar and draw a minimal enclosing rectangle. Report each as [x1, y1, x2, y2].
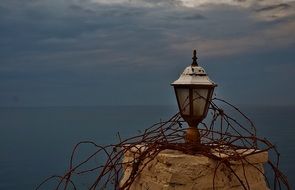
[121, 146, 269, 190]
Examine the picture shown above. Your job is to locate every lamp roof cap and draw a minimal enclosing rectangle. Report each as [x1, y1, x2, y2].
[171, 50, 216, 86]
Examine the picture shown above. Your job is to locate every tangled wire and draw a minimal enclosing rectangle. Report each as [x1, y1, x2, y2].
[36, 97, 290, 190]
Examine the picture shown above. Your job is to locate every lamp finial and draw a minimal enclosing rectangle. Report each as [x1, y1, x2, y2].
[191, 49, 198, 66]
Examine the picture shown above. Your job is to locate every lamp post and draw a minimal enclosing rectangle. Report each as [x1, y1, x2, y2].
[171, 50, 217, 145]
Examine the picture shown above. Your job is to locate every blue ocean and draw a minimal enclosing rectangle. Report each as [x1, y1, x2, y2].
[0, 105, 294, 189]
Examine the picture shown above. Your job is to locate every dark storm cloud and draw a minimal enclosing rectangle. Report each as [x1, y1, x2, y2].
[167, 12, 206, 20]
[255, 3, 291, 12]
[252, 1, 295, 22]
[140, 0, 182, 6]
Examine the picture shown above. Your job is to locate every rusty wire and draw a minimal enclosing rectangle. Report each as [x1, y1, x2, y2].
[36, 97, 290, 190]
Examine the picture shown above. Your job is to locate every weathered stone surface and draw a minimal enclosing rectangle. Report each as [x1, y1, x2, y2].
[121, 146, 269, 190]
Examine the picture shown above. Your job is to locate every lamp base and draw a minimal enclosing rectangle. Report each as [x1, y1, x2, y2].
[185, 126, 200, 145]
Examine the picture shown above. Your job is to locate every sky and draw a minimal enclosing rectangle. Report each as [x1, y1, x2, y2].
[0, 0, 294, 107]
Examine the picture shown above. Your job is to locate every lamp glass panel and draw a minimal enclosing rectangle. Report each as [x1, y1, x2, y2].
[192, 88, 209, 117]
[175, 88, 190, 115]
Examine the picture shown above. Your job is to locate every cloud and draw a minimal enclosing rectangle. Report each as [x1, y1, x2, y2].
[256, 3, 291, 12]
[89, 0, 295, 8]
[90, 0, 182, 7]
[1, 0, 293, 59]
[87, 0, 295, 22]
[176, 13, 206, 20]
[170, 19, 295, 57]
[254, 2, 295, 21]
[1, 0, 294, 67]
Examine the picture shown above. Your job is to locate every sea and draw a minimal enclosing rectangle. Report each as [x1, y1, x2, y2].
[0, 105, 294, 189]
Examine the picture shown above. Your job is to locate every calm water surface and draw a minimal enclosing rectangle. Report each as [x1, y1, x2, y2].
[0, 105, 294, 189]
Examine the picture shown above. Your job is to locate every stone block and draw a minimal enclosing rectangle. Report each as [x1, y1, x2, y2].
[120, 146, 269, 190]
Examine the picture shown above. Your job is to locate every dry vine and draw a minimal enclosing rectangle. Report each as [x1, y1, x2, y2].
[36, 97, 290, 190]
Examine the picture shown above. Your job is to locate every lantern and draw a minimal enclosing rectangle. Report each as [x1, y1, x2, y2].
[171, 50, 217, 144]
